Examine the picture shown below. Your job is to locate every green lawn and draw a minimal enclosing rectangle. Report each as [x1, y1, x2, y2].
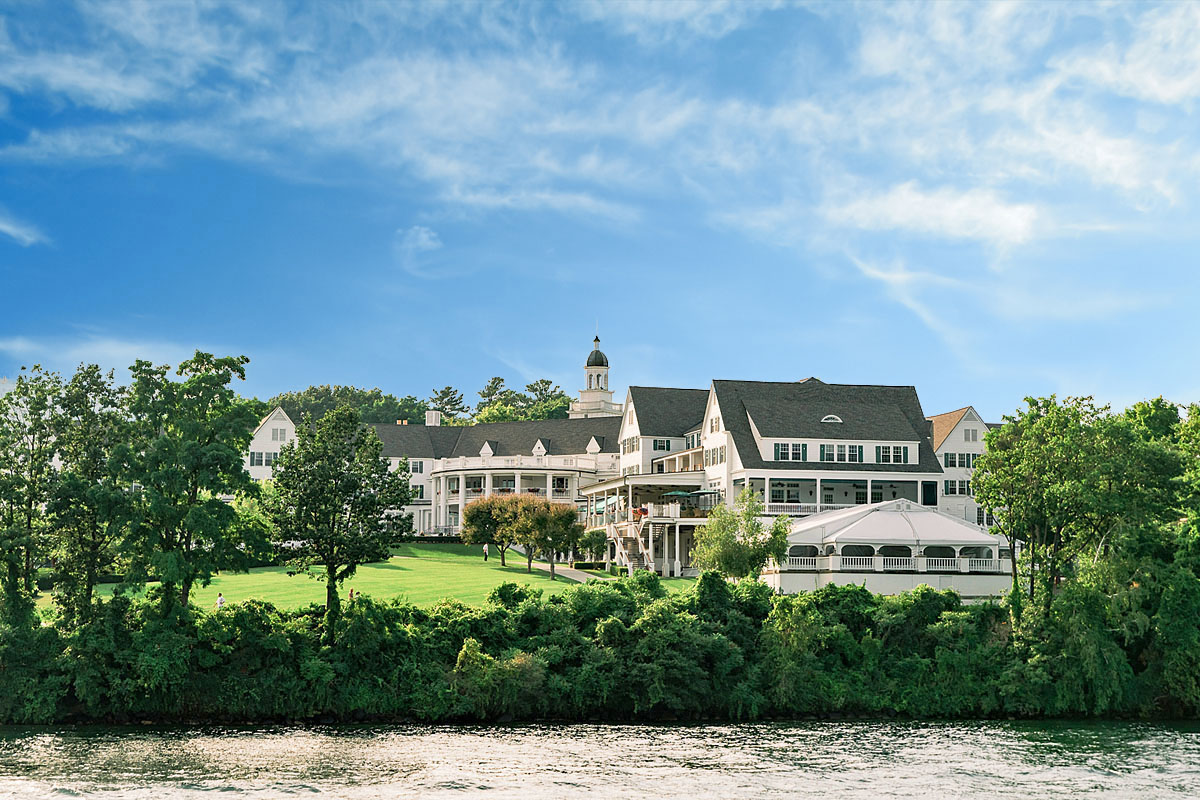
[35, 543, 699, 612]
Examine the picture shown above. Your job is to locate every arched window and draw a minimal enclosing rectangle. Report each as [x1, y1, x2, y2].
[588, 375, 593, 389]
[821, 414, 843, 424]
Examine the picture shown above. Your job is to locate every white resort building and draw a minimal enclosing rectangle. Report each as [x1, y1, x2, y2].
[246, 336, 1009, 598]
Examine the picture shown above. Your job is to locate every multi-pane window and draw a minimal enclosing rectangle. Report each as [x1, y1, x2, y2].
[774, 443, 789, 460]
[264, 452, 278, 466]
[871, 485, 883, 503]
[879, 446, 891, 464]
[410, 460, 423, 473]
[820, 444, 835, 462]
[964, 428, 979, 442]
[945, 453, 956, 468]
[792, 443, 805, 461]
[892, 446, 905, 464]
[271, 427, 287, 441]
[837, 444, 846, 462]
[709, 417, 721, 433]
[653, 439, 670, 451]
[855, 489, 867, 504]
[719, 445, 726, 464]
[958, 480, 968, 495]
[944, 480, 956, 495]
[848, 445, 862, 463]
[249, 451, 263, 466]
[413, 485, 425, 500]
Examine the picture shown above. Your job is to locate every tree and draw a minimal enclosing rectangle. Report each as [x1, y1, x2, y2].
[268, 385, 427, 424]
[0, 365, 62, 604]
[427, 386, 469, 420]
[522, 379, 571, 420]
[974, 396, 1181, 619]
[48, 364, 130, 624]
[476, 377, 509, 410]
[1125, 397, 1180, 442]
[461, 495, 510, 566]
[692, 488, 789, 581]
[119, 352, 263, 614]
[266, 405, 412, 642]
[473, 402, 522, 424]
[578, 527, 608, 561]
[515, 500, 583, 579]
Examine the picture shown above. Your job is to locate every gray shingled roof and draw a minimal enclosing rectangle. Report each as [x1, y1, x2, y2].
[369, 416, 621, 460]
[713, 379, 943, 474]
[628, 386, 709, 437]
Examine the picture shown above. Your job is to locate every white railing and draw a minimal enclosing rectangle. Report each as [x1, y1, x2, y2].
[552, 489, 573, 499]
[882, 557, 916, 571]
[649, 502, 681, 518]
[821, 503, 859, 511]
[925, 557, 959, 571]
[840, 556, 875, 570]
[433, 454, 593, 472]
[969, 559, 1000, 572]
[786, 556, 818, 569]
[766, 502, 819, 516]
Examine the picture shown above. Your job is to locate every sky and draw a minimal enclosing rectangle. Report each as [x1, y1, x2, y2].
[1, 1, 1199, 422]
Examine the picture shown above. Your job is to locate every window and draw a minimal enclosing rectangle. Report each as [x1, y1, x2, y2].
[719, 445, 726, 464]
[271, 427, 287, 442]
[249, 451, 263, 466]
[410, 460, 423, 474]
[871, 485, 883, 503]
[264, 452, 278, 466]
[965, 480, 973, 496]
[855, 489, 867, 504]
[774, 443, 789, 460]
[554, 476, 569, 489]
[944, 480, 957, 495]
[710, 417, 720, 433]
[821, 414, 843, 423]
[893, 446, 904, 464]
[704, 449, 711, 467]
[820, 444, 835, 462]
[653, 439, 670, 451]
[964, 428, 979, 442]
[792, 443, 804, 461]
[848, 445, 862, 463]
[958, 480, 968, 495]
[945, 452, 956, 468]
[414, 485, 425, 500]
[878, 446, 891, 464]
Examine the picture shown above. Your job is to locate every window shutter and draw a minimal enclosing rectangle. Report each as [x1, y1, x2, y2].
[875, 445, 881, 462]
[802, 443, 808, 462]
[820, 444, 826, 461]
[903, 446, 909, 464]
[774, 443, 781, 460]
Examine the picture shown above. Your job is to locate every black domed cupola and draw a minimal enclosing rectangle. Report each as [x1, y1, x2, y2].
[587, 336, 609, 367]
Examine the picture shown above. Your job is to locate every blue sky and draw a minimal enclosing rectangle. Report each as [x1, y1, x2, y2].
[1, 1, 1198, 421]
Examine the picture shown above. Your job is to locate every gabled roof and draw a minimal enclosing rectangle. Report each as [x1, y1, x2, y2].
[251, 406, 295, 437]
[713, 379, 942, 473]
[627, 386, 709, 437]
[369, 416, 621, 460]
[926, 407, 971, 451]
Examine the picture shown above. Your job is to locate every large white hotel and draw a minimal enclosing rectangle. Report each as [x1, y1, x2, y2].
[247, 337, 1011, 599]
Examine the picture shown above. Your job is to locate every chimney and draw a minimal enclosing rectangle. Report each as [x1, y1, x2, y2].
[425, 410, 443, 427]
[399, 419, 408, 425]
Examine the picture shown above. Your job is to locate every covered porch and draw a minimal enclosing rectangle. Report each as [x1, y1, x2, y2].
[737, 476, 927, 516]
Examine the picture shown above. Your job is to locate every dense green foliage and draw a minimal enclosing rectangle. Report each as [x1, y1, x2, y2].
[461, 494, 583, 577]
[693, 488, 790, 580]
[4, 564, 1200, 724]
[267, 385, 429, 425]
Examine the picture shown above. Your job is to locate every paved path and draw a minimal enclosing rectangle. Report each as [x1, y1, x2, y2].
[531, 562, 614, 583]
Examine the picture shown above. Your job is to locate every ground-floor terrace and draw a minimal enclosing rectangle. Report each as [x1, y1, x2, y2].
[428, 468, 593, 533]
[582, 473, 718, 577]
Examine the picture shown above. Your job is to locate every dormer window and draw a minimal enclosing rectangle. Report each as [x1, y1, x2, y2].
[821, 414, 843, 424]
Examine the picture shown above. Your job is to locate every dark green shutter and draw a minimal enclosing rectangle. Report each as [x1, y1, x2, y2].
[820, 444, 825, 461]
[875, 445, 881, 462]
[802, 443, 808, 461]
[903, 446, 909, 464]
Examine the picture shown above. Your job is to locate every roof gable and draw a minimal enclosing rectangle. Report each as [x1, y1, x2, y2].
[927, 407, 972, 450]
[627, 386, 709, 437]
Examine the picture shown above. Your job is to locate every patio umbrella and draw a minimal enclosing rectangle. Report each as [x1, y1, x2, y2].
[662, 490, 693, 497]
[689, 490, 720, 495]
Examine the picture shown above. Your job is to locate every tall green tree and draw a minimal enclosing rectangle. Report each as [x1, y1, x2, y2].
[693, 488, 789, 581]
[119, 352, 263, 613]
[48, 364, 130, 624]
[0, 365, 62, 604]
[266, 405, 412, 642]
[461, 494, 518, 567]
[427, 386, 469, 420]
[512, 499, 582, 579]
[268, 385, 427, 424]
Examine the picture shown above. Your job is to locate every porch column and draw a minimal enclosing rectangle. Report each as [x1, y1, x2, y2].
[484, 472, 493, 496]
[674, 523, 681, 577]
[546, 471, 554, 498]
[867, 479, 872, 505]
[765, 476, 771, 510]
[816, 478, 822, 512]
[514, 470, 523, 496]
[439, 476, 448, 528]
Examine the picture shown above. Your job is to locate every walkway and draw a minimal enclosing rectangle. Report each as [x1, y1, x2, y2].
[531, 562, 614, 583]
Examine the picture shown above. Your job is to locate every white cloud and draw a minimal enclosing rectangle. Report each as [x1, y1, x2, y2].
[0, 208, 49, 247]
[824, 182, 1038, 248]
[575, 0, 779, 43]
[393, 225, 444, 279]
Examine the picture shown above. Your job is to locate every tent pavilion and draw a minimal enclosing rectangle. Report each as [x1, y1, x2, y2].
[762, 499, 1012, 600]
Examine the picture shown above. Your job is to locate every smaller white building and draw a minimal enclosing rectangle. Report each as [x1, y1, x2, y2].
[245, 406, 297, 481]
[761, 499, 1011, 601]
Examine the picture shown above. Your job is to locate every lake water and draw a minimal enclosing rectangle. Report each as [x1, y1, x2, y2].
[3, 721, 1199, 798]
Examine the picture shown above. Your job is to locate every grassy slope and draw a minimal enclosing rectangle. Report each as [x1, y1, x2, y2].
[37, 543, 697, 612]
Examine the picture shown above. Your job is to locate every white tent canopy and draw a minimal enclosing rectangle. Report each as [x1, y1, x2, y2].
[787, 499, 1004, 550]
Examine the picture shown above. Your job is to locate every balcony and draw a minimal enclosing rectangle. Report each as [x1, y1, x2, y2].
[766, 502, 819, 516]
[772, 555, 1009, 574]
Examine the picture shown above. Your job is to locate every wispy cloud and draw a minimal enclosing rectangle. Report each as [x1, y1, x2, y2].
[824, 182, 1039, 249]
[0, 209, 50, 247]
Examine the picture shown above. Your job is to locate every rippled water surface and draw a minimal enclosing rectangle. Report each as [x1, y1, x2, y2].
[4, 721, 1200, 798]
